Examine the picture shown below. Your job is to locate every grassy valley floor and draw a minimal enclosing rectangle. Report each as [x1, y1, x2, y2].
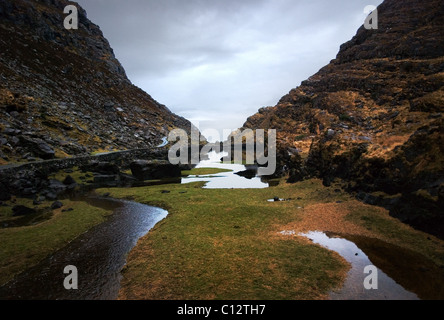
[1, 167, 443, 299]
[97, 178, 444, 300]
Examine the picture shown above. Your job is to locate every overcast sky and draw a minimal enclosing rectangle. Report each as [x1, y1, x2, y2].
[75, 0, 383, 141]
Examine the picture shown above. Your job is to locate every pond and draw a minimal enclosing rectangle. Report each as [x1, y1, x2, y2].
[181, 151, 269, 189]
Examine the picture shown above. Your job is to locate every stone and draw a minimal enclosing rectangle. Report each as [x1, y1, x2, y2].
[19, 136, 55, 160]
[63, 175, 76, 185]
[104, 102, 114, 111]
[130, 160, 182, 181]
[327, 129, 335, 137]
[47, 179, 67, 194]
[45, 192, 58, 201]
[358, 136, 372, 142]
[288, 147, 301, 156]
[51, 201, 63, 210]
[86, 162, 120, 175]
[387, 111, 400, 120]
[119, 173, 138, 184]
[429, 113, 442, 119]
[235, 168, 257, 179]
[22, 188, 36, 195]
[9, 136, 19, 145]
[3, 128, 19, 135]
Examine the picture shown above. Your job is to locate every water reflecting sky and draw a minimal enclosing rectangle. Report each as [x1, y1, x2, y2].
[181, 151, 269, 189]
[299, 231, 419, 300]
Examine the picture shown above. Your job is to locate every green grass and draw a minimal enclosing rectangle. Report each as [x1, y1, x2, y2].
[182, 168, 233, 176]
[2, 176, 443, 299]
[345, 206, 444, 266]
[0, 200, 111, 286]
[97, 178, 444, 300]
[98, 180, 351, 300]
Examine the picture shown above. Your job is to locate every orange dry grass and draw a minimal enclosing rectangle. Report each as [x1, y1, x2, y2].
[278, 200, 384, 238]
[377, 134, 410, 150]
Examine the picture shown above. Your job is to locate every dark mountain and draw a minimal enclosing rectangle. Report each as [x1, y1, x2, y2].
[240, 0, 444, 237]
[0, 0, 191, 163]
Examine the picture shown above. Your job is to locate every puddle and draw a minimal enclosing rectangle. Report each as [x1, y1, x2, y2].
[181, 151, 269, 189]
[299, 231, 444, 300]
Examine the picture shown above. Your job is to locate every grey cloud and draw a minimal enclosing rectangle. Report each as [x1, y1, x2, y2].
[76, 0, 384, 139]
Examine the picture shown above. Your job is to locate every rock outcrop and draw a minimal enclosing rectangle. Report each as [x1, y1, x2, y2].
[0, 0, 192, 164]
[240, 0, 444, 238]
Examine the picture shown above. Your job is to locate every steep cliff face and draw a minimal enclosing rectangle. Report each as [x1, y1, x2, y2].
[242, 0, 444, 237]
[0, 0, 191, 163]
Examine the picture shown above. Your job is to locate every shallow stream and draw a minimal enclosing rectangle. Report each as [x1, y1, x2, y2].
[0, 198, 167, 300]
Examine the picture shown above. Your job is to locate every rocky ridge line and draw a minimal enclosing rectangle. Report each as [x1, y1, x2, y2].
[0, 0, 192, 164]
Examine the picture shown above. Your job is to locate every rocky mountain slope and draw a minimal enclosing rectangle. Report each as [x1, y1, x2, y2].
[241, 0, 444, 237]
[0, 0, 191, 164]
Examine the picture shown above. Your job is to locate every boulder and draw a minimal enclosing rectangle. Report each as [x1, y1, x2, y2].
[93, 175, 119, 183]
[50, 201, 64, 210]
[119, 173, 138, 184]
[62, 175, 76, 186]
[45, 192, 58, 201]
[327, 129, 335, 138]
[19, 136, 55, 160]
[47, 179, 67, 193]
[235, 166, 257, 179]
[96, 162, 120, 174]
[130, 160, 182, 181]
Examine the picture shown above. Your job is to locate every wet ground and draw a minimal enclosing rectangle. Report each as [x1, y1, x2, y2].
[0, 197, 167, 300]
[299, 231, 444, 300]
